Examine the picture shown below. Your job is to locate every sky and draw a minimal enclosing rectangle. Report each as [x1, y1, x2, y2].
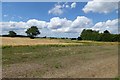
[1, 1, 119, 38]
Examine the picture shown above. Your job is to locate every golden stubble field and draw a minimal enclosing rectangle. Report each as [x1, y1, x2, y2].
[1, 37, 118, 46]
[1, 37, 63, 46]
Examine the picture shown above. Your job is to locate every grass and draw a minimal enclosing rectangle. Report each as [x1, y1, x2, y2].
[2, 37, 119, 78]
[1, 37, 119, 47]
[114, 77, 120, 80]
[3, 44, 117, 66]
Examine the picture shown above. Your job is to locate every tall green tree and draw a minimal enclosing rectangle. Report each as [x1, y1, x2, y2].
[26, 26, 40, 39]
[80, 29, 100, 41]
[80, 29, 120, 42]
[8, 31, 17, 37]
[100, 30, 112, 42]
[111, 34, 120, 42]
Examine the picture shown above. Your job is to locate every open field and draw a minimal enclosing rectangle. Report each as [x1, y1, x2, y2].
[1, 37, 118, 46]
[1, 37, 119, 78]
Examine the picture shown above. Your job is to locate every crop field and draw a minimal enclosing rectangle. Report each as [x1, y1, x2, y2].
[1, 37, 119, 78]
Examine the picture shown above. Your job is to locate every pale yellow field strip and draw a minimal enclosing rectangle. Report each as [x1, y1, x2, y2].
[1, 37, 82, 46]
[1, 37, 119, 46]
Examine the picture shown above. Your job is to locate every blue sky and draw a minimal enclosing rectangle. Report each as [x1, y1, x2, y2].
[1, 2, 118, 38]
[2, 2, 117, 23]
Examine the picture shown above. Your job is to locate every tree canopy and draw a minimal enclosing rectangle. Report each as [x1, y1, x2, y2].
[80, 29, 120, 42]
[8, 31, 17, 37]
[80, 29, 100, 41]
[25, 26, 40, 39]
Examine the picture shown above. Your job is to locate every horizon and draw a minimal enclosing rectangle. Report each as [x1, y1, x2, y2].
[1, 1, 119, 38]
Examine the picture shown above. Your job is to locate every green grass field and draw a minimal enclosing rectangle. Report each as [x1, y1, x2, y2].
[2, 44, 118, 78]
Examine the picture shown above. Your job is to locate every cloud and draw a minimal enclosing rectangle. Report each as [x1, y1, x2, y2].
[3, 15, 8, 17]
[1, 21, 27, 35]
[71, 2, 76, 8]
[1, 19, 47, 35]
[65, 5, 69, 8]
[48, 16, 92, 33]
[47, 17, 118, 34]
[92, 19, 118, 34]
[48, 4, 64, 15]
[48, 2, 77, 15]
[47, 17, 72, 32]
[1, 17, 118, 37]
[1, 16, 92, 35]
[83, 0, 118, 13]
[27, 19, 47, 28]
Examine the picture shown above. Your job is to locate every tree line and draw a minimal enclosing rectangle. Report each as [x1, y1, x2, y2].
[80, 29, 120, 42]
[5, 26, 120, 42]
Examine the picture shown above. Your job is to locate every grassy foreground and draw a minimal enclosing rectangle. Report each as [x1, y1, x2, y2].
[1, 37, 119, 78]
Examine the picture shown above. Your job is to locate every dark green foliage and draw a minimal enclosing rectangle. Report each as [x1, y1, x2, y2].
[43, 36, 47, 38]
[26, 26, 40, 39]
[81, 29, 100, 41]
[77, 37, 82, 40]
[71, 38, 77, 40]
[112, 34, 120, 42]
[80, 29, 120, 42]
[99, 31, 112, 42]
[104, 30, 110, 34]
[8, 31, 17, 37]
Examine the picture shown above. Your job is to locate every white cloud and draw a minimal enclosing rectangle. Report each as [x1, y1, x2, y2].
[65, 5, 69, 8]
[1, 22, 27, 35]
[1, 19, 47, 35]
[71, 2, 76, 8]
[27, 19, 47, 28]
[92, 19, 118, 34]
[83, 0, 118, 13]
[3, 15, 8, 17]
[48, 16, 92, 33]
[1, 17, 118, 37]
[48, 2, 77, 15]
[1, 16, 92, 35]
[48, 4, 64, 15]
[47, 17, 71, 29]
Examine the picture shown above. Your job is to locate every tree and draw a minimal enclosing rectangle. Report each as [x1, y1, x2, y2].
[8, 31, 17, 37]
[77, 37, 82, 40]
[104, 30, 110, 34]
[26, 26, 40, 39]
[112, 34, 120, 42]
[80, 29, 120, 42]
[80, 29, 100, 41]
[99, 30, 112, 42]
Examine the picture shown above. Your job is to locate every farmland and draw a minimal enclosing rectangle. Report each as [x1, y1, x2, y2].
[1, 37, 119, 78]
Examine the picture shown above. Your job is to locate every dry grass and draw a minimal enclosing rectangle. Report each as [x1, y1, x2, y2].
[1, 37, 67, 46]
[1, 37, 118, 46]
